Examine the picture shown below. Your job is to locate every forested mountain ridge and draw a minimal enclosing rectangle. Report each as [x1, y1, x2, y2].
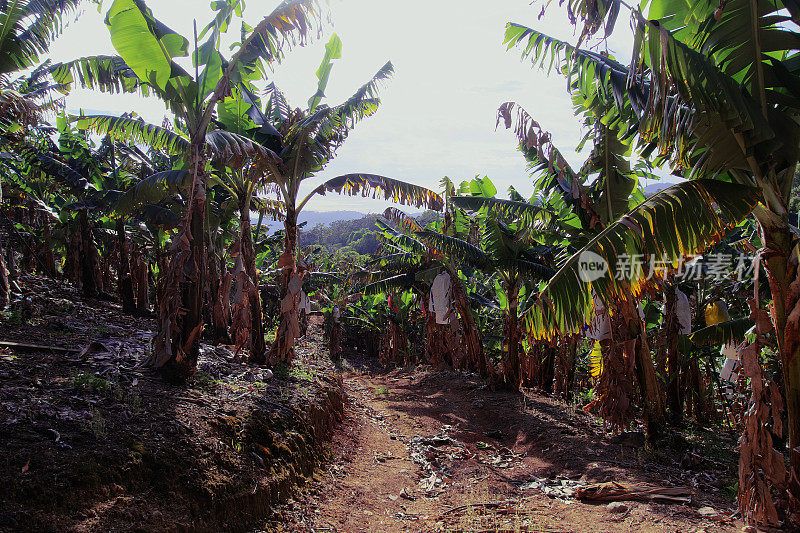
[298, 210, 441, 255]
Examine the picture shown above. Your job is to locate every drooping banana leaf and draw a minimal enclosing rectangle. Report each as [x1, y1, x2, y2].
[689, 318, 754, 347]
[47, 55, 144, 95]
[416, 229, 489, 268]
[134, 203, 182, 229]
[330, 61, 393, 132]
[521, 179, 760, 340]
[251, 197, 285, 220]
[375, 219, 428, 256]
[205, 129, 282, 168]
[34, 154, 93, 191]
[227, 0, 323, 76]
[0, 0, 84, 74]
[309, 173, 443, 211]
[503, 18, 779, 181]
[450, 195, 548, 221]
[63, 189, 124, 212]
[382, 207, 422, 232]
[305, 271, 343, 289]
[75, 114, 189, 155]
[362, 273, 416, 295]
[114, 169, 190, 217]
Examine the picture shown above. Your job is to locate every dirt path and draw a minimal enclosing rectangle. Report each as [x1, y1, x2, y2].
[277, 364, 745, 532]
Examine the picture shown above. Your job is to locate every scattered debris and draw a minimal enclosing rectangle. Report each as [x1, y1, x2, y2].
[374, 451, 394, 463]
[0, 341, 78, 354]
[607, 501, 628, 513]
[78, 341, 112, 360]
[477, 445, 522, 469]
[519, 477, 584, 500]
[440, 502, 509, 517]
[399, 487, 416, 501]
[408, 427, 471, 494]
[575, 481, 692, 504]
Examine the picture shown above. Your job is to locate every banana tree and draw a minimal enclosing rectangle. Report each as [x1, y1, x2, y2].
[220, 35, 443, 364]
[424, 184, 554, 389]
[211, 167, 283, 360]
[377, 204, 498, 375]
[50, 0, 322, 380]
[0, 0, 87, 306]
[362, 215, 454, 367]
[87, 134, 161, 313]
[508, 1, 800, 522]
[493, 99, 672, 430]
[32, 127, 112, 297]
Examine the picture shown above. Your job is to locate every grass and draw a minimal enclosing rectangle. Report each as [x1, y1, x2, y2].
[272, 362, 291, 379]
[195, 371, 219, 387]
[273, 361, 317, 382]
[70, 372, 142, 412]
[374, 386, 390, 396]
[90, 408, 107, 439]
[570, 387, 596, 409]
[0, 308, 24, 326]
[70, 372, 112, 393]
[291, 364, 317, 382]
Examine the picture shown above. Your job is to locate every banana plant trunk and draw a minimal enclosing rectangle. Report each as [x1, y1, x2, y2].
[686, 358, 709, 423]
[240, 203, 266, 363]
[663, 283, 683, 425]
[43, 220, 56, 278]
[558, 337, 577, 400]
[0, 179, 6, 308]
[116, 218, 136, 314]
[101, 254, 112, 292]
[422, 292, 446, 367]
[0, 239, 7, 308]
[153, 138, 207, 381]
[208, 251, 230, 343]
[268, 205, 299, 364]
[78, 209, 97, 298]
[619, 294, 666, 440]
[540, 344, 556, 392]
[0, 221, 7, 307]
[448, 268, 488, 377]
[758, 214, 800, 517]
[66, 231, 79, 284]
[501, 283, 522, 390]
[624, 297, 666, 439]
[133, 247, 149, 314]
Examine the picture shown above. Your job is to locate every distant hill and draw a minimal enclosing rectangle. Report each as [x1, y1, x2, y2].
[643, 183, 671, 196]
[300, 214, 383, 254]
[252, 210, 365, 233]
[298, 210, 442, 255]
[299, 211, 364, 226]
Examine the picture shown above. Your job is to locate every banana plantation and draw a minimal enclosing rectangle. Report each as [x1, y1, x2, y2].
[2, 0, 800, 531]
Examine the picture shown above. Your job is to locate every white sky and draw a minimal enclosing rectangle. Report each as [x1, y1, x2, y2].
[49, 0, 648, 213]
